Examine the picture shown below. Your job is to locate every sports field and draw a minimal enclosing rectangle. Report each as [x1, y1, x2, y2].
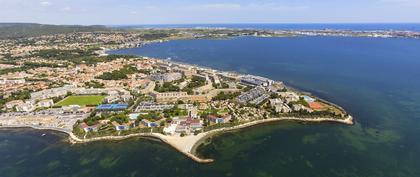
[56, 95, 105, 106]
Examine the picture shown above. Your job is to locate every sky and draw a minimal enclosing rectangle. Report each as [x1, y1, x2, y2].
[1, 0, 420, 25]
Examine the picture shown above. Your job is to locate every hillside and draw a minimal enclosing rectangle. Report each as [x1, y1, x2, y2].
[0, 23, 111, 39]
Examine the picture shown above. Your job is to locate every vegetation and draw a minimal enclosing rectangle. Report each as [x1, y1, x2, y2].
[212, 92, 241, 101]
[137, 112, 161, 121]
[84, 80, 105, 88]
[33, 49, 97, 59]
[96, 65, 138, 80]
[155, 82, 180, 92]
[0, 89, 32, 109]
[290, 97, 309, 107]
[182, 76, 206, 94]
[0, 23, 110, 39]
[110, 114, 129, 124]
[203, 122, 241, 132]
[163, 107, 187, 118]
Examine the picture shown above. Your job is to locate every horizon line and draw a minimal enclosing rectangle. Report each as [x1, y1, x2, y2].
[2, 22, 420, 27]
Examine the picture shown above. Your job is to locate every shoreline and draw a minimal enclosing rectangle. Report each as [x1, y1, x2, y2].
[0, 115, 353, 163]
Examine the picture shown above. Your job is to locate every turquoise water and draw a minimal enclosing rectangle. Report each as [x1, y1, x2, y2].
[2, 36, 420, 176]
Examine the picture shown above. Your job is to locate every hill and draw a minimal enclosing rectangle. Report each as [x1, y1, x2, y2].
[0, 23, 111, 39]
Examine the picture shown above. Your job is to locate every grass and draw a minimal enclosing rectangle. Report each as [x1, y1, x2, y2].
[56, 95, 105, 106]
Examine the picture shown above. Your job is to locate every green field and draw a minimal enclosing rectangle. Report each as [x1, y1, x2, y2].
[56, 95, 105, 106]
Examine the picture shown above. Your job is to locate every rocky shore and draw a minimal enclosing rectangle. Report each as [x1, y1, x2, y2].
[0, 116, 354, 163]
[1, 115, 353, 163]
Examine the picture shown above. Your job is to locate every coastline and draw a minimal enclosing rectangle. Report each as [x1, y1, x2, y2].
[0, 115, 353, 163]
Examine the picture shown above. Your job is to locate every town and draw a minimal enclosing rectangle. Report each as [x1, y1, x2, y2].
[0, 29, 353, 162]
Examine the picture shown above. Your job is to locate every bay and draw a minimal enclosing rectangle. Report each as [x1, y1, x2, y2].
[2, 35, 420, 177]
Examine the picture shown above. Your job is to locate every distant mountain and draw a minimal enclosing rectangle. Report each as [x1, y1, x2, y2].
[0, 23, 111, 39]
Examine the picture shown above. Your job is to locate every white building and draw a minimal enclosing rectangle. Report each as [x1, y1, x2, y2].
[37, 99, 54, 108]
[163, 124, 177, 135]
[5, 100, 24, 109]
[16, 102, 35, 112]
[0, 79, 26, 85]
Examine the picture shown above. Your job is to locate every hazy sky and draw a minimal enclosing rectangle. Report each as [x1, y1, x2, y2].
[1, 0, 420, 25]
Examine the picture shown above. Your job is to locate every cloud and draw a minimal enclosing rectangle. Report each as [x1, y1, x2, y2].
[40, 1, 51, 7]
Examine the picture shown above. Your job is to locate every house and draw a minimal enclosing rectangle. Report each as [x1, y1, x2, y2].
[141, 119, 158, 127]
[37, 99, 54, 108]
[80, 122, 99, 132]
[207, 115, 231, 124]
[112, 121, 130, 131]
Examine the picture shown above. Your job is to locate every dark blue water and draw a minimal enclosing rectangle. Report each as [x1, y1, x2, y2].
[2, 36, 420, 177]
[113, 23, 420, 31]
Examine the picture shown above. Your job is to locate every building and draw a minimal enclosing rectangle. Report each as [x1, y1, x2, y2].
[163, 123, 177, 135]
[151, 91, 188, 103]
[30, 85, 76, 101]
[112, 121, 130, 130]
[0, 79, 25, 85]
[141, 119, 158, 127]
[293, 104, 313, 113]
[275, 103, 292, 113]
[61, 105, 82, 113]
[269, 99, 284, 107]
[140, 81, 156, 94]
[303, 95, 316, 103]
[187, 106, 198, 118]
[149, 72, 182, 83]
[5, 100, 24, 109]
[37, 99, 54, 108]
[135, 102, 174, 112]
[240, 75, 272, 87]
[80, 123, 99, 132]
[238, 86, 266, 104]
[175, 125, 187, 133]
[16, 102, 35, 112]
[278, 92, 300, 103]
[96, 104, 128, 111]
[207, 115, 232, 124]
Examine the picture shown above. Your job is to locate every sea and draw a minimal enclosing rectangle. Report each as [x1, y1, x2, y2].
[2, 24, 420, 177]
[113, 23, 420, 31]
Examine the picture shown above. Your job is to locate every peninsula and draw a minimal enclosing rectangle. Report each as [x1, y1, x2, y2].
[0, 27, 354, 163]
